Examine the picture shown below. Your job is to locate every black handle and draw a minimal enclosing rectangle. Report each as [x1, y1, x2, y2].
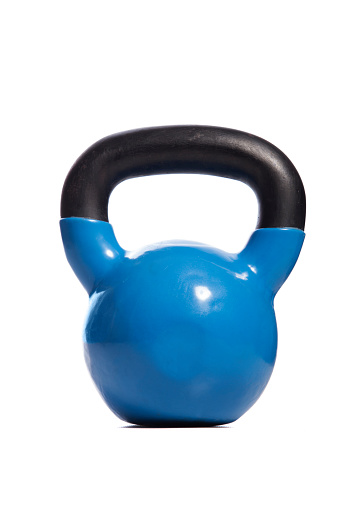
[61, 125, 306, 230]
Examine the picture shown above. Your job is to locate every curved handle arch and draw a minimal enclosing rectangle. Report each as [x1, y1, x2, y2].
[61, 125, 306, 230]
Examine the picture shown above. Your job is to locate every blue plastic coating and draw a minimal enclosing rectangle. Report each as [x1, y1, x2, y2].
[60, 218, 305, 425]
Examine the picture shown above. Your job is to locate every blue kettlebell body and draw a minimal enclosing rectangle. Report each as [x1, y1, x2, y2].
[61, 217, 304, 425]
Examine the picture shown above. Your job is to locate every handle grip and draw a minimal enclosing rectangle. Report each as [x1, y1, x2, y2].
[60, 125, 306, 230]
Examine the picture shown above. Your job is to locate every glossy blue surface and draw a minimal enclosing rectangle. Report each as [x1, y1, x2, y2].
[60, 218, 305, 425]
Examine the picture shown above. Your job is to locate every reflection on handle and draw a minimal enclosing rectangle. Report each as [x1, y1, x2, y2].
[239, 228, 305, 295]
[60, 218, 124, 294]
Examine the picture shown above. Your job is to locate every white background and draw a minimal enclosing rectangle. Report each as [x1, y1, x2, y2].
[1, 1, 338, 507]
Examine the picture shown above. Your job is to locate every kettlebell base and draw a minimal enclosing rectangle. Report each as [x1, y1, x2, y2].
[118, 418, 235, 428]
[105, 403, 238, 427]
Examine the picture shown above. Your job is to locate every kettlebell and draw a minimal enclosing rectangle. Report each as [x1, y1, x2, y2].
[60, 126, 306, 426]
